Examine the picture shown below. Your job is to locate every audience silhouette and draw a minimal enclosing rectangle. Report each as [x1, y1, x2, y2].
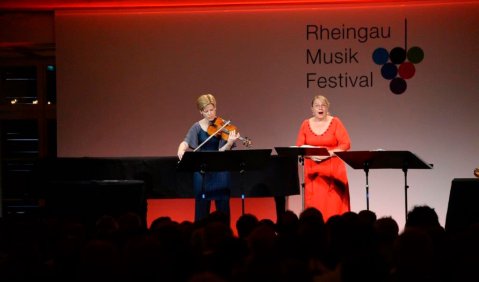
[0, 204, 477, 282]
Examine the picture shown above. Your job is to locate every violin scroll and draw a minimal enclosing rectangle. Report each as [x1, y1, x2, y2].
[240, 136, 252, 147]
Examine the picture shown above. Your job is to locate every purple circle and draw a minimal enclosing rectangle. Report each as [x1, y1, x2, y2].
[390, 78, 407, 95]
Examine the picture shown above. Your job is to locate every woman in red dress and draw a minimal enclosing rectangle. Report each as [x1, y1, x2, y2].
[296, 95, 351, 221]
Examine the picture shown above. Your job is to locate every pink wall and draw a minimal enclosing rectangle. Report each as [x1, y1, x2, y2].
[56, 1, 479, 228]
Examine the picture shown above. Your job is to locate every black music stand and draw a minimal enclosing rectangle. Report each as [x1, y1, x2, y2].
[335, 150, 433, 220]
[275, 146, 329, 211]
[177, 149, 272, 215]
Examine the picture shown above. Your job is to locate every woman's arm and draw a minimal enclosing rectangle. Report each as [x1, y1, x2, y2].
[177, 141, 189, 160]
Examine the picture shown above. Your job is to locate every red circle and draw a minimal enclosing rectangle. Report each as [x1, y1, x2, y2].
[398, 62, 416, 79]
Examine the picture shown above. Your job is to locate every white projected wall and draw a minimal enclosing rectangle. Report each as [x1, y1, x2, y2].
[56, 2, 479, 228]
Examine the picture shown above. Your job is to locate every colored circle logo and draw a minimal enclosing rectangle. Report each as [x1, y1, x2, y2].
[372, 46, 424, 95]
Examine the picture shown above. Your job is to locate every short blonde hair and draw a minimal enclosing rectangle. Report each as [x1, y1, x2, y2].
[311, 95, 330, 108]
[196, 94, 216, 111]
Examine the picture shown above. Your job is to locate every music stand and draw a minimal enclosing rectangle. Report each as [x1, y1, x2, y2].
[275, 146, 329, 211]
[177, 149, 272, 215]
[335, 150, 433, 220]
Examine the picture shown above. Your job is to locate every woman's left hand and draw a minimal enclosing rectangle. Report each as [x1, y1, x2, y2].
[227, 129, 240, 144]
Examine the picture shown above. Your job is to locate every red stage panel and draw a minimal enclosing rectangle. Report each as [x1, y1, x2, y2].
[147, 197, 278, 234]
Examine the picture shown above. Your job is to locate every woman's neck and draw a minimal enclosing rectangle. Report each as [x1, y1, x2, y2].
[313, 115, 330, 122]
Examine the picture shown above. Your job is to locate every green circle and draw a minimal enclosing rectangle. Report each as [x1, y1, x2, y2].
[407, 46, 424, 64]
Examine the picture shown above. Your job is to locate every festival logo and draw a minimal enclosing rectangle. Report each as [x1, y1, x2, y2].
[372, 19, 424, 95]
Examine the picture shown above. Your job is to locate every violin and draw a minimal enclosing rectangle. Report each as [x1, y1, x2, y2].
[207, 117, 252, 147]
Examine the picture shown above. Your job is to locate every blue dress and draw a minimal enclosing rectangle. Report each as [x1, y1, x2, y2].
[192, 129, 231, 200]
[184, 122, 231, 222]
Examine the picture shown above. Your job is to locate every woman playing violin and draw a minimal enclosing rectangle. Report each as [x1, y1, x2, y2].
[177, 93, 240, 223]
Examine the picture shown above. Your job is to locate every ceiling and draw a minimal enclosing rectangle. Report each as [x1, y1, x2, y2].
[0, 0, 407, 59]
[0, 0, 449, 11]
[0, 0, 473, 59]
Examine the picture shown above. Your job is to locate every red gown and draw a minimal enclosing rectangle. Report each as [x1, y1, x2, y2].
[296, 117, 351, 221]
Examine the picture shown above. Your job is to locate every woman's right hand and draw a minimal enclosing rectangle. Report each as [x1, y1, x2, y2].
[178, 150, 185, 160]
[177, 141, 188, 160]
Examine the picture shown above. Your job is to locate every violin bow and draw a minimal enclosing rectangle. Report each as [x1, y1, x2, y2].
[194, 119, 231, 152]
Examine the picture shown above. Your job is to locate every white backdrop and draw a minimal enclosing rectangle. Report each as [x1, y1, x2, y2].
[56, 1, 479, 228]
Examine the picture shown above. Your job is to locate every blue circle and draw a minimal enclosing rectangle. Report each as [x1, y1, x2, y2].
[381, 63, 398, 80]
[372, 48, 389, 65]
[390, 78, 407, 94]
